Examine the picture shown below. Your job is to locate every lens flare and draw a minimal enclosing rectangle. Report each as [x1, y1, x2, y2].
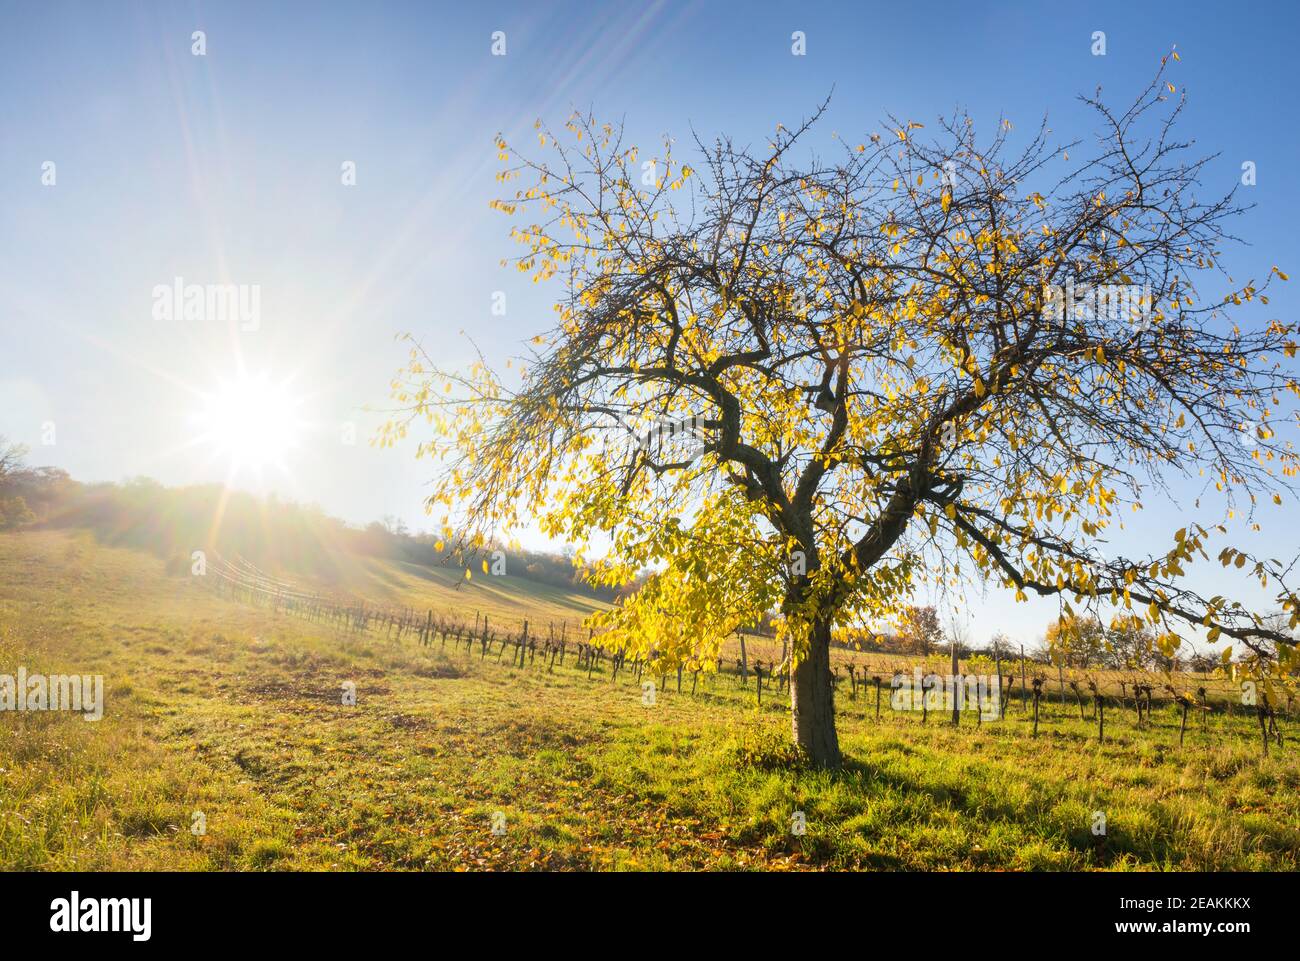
[194, 373, 303, 473]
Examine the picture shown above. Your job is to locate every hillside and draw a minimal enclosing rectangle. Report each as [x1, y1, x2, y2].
[216, 537, 609, 635]
[3, 470, 620, 609]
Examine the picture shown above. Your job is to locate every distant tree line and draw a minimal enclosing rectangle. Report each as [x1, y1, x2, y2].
[354, 518, 626, 600]
[830, 602, 1275, 673]
[0, 438, 618, 601]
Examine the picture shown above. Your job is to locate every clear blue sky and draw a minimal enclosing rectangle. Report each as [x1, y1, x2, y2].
[2, 0, 1296, 647]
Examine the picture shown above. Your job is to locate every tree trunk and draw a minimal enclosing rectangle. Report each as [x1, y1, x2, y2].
[791, 617, 842, 768]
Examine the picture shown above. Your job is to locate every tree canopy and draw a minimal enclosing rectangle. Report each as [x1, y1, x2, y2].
[383, 58, 1300, 765]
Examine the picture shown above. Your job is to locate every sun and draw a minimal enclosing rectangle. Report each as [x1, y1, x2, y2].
[194, 372, 304, 473]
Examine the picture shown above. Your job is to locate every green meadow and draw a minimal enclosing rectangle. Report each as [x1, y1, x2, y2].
[1, 529, 1296, 871]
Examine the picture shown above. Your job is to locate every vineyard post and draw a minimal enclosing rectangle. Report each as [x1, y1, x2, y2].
[993, 641, 1003, 707]
[950, 637, 960, 727]
[1020, 646, 1027, 713]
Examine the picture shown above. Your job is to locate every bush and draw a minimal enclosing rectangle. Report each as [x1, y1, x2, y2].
[0, 496, 35, 530]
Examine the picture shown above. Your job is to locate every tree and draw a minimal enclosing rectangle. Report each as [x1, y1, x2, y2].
[0, 437, 36, 530]
[0, 495, 34, 530]
[945, 612, 973, 659]
[380, 515, 409, 537]
[0, 436, 29, 484]
[1258, 611, 1300, 660]
[1045, 614, 1106, 667]
[1102, 613, 1157, 670]
[989, 631, 1013, 664]
[384, 60, 1299, 767]
[1244, 611, 1300, 693]
[898, 605, 944, 657]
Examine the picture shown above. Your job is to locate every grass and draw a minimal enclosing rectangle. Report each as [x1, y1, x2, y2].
[0, 529, 1296, 871]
